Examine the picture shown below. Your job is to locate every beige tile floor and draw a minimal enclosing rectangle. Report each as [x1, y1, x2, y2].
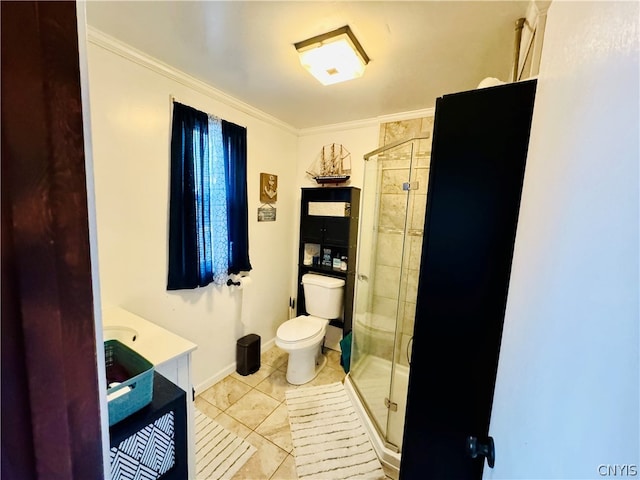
[195, 345, 349, 480]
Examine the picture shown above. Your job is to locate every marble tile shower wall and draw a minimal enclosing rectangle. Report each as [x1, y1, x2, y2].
[369, 117, 434, 367]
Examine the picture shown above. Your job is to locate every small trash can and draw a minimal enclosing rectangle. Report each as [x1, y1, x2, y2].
[236, 334, 260, 376]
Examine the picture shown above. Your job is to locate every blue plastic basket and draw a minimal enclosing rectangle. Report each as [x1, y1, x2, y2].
[105, 340, 154, 426]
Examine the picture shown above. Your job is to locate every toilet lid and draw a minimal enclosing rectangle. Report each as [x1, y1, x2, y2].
[277, 316, 324, 342]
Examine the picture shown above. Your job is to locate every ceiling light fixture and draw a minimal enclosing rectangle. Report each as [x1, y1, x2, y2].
[294, 25, 370, 86]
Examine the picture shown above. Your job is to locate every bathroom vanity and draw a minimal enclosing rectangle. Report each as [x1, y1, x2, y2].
[102, 305, 198, 479]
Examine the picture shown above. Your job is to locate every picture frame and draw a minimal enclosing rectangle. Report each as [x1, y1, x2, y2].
[260, 173, 278, 203]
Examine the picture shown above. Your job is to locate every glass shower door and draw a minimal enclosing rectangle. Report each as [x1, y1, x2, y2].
[351, 137, 425, 452]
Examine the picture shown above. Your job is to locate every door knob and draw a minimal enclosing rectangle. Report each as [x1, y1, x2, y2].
[466, 436, 495, 468]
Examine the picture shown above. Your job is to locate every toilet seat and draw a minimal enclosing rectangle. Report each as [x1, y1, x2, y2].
[276, 315, 325, 344]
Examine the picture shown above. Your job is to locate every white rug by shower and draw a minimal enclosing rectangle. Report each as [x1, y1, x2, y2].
[195, 408, 256, 479]
[285, 382, 386, 480]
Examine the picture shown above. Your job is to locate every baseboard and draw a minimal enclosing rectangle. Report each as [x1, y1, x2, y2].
[193, 337, 277, 396]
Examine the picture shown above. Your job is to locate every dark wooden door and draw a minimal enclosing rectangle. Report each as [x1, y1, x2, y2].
[1, 2, 103, 478]
[400, 80, 537, 479]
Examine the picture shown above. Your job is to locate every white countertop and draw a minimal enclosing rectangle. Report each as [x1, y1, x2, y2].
[102, 305, 197, 367]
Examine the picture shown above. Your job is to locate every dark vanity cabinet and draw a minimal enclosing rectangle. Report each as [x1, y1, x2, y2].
[297, 187, 360, 335]
[109, 373, 187, 480]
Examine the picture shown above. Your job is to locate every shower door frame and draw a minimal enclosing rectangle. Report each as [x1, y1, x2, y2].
[350, 133, 430, 454]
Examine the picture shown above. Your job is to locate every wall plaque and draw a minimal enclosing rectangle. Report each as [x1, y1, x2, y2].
[257, 206, 276, 222]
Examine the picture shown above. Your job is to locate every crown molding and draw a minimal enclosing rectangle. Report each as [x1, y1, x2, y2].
[298, 107, 436, 137]
[87, 26, 298, 135]
[377, 107, 436, 124]
[87, 26, 436, 138]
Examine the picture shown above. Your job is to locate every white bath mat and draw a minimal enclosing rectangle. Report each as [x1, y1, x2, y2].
[285, 382, 386, 480]
[195, 408, 256, 480]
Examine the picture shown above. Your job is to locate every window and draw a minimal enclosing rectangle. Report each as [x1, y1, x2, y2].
[167, 102, 251, 290]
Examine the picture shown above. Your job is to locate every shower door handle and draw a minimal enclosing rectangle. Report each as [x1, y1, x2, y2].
[402, 181, 420, 191]
[466, 436, 495, 468]
[357, 274, 368, 281]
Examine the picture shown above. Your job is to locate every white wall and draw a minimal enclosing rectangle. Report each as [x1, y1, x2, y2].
[75, 5, 111, 477]
[87, 33, 298, 391]
[487, 2, 639, 478]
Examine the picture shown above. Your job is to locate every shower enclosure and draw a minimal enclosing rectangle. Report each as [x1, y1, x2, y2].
[344, 132, 431, 472]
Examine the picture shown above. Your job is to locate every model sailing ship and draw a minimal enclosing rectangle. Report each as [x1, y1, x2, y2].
[306, 143, 351, 184]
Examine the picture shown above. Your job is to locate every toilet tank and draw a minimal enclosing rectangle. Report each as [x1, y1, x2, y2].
[302, 273, 345, 319]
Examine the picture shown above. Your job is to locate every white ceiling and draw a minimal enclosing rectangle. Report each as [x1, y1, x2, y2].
[85, 1, 531, 130]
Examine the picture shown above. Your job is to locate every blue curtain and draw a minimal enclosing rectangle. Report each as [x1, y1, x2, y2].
[222, 120, 252, 274]
[168, 102, 207, 289]
[168, 102, 231, 289]
[167, 103, 250, 290]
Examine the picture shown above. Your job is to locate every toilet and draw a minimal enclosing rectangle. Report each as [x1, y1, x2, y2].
[276, 273, 345, 385]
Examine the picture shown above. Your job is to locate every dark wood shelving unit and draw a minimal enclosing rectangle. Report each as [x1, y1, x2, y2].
[297, 186, 360, 335]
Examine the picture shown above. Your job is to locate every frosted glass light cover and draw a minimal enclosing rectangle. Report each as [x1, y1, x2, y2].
[299, 38, 366, 85]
